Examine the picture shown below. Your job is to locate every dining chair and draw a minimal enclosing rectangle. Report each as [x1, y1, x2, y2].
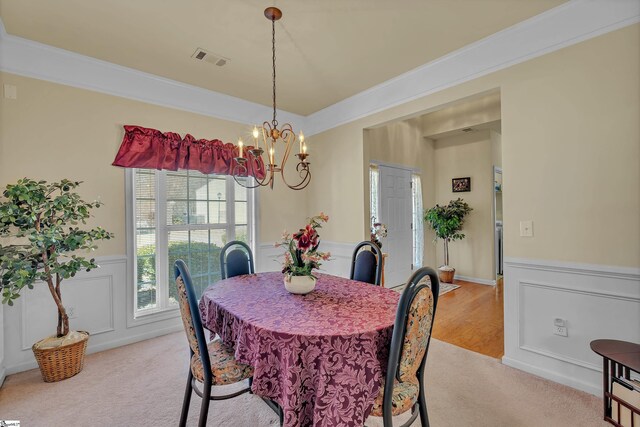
[220, 240, 255, 279]
[370, 266, 440, 427]
[174, 259, 253, 427]
[349, 241, 383, 285]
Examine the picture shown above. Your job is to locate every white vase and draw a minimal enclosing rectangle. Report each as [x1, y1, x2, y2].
[284, 275, 317, 295]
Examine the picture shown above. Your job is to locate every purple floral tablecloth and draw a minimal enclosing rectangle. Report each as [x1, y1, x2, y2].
[199, 272, 400, 427]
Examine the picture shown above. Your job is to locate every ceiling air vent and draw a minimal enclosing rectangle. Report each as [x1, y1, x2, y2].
[191, 48, 229, 67]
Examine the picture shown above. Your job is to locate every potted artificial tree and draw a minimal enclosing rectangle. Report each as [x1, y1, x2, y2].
[424, 198, 472, 283]
[0, 178, 113, 382]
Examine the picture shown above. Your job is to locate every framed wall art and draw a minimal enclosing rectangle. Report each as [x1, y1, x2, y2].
[452, 177, 471, 193]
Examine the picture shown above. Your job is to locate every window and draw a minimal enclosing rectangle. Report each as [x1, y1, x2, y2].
[412, 174, 423, 269]
[369, 164, 380, 224]
[133, 169, 254, 316]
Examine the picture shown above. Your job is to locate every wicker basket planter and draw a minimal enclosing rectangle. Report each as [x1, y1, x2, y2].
[32, 331, 90, 382]
[438, 267, 456, 284]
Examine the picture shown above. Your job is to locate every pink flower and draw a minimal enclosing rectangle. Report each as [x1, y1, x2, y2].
[318, 212, 329, 222]
[294, 225, 318, 251]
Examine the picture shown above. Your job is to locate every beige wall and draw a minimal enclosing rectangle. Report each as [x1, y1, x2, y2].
[433, 131, 494, 280]
[305, 123, 364, 241]
[363, 118, 437, 268]
[309, 24, 639, 268]
[0, 72, 308, 256]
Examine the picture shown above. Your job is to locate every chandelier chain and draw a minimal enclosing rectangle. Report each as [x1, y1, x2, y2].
[232, 7, 310, 191]
[272, 18, 277, 127]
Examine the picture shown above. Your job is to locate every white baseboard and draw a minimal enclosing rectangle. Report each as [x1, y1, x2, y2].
[454, 275, 496, 286]
[503, 257, 640, 397]
[502, 355, 600, 396]
[0, 364, 5, 387]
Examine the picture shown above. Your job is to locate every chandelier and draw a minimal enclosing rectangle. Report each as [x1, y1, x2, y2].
[233, 6, 310, 190]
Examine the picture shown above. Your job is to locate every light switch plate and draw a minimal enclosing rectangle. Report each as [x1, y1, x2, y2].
[3, 84, 17, 99]
[520, 220, 533, 237]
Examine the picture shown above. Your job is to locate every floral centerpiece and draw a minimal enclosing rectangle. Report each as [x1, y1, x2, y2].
[275, 213, 330, 294]
[370, 216, 388, 249]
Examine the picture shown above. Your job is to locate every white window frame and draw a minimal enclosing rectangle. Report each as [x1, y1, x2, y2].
[125, 169, 256, 325]
[369, 164, 380, 227]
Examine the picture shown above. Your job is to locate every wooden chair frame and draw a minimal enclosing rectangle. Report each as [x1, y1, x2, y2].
[219, 240, 255, 280]
[382, 266, 440, 427]
[175, 260, 251, 427]
[349, 241, 383, 286]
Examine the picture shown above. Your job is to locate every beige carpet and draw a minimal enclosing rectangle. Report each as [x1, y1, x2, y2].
[0, 332, 605, 427]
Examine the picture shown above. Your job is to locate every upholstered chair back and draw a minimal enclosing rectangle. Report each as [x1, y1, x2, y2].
[174, 260, 211, 373]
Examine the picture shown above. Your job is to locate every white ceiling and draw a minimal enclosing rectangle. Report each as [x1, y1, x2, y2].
[0, 0, 566, 115]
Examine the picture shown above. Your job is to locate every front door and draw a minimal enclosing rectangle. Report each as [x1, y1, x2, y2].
[379, 165, 413, 287]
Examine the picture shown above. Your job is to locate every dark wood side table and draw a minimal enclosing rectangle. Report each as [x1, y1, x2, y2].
[590, 339, 640, 426]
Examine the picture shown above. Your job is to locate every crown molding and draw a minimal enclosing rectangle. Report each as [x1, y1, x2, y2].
[1, 0, 638, 136]
[304, 0, 640, 135]
[0, 19, 305, 130]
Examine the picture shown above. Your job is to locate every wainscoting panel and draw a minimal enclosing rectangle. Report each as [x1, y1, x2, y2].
[21, 274, 114, 351]
[2, 255, 183, 377]
[256, 243, 283, 273]
[503, 257, 640, 395]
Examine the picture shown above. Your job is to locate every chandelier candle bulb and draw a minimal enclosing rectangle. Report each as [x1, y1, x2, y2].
[238, 139, 244, 158]
[302, 142, 307, 154]
[299, 131, 305, 153]
[269, 147, 275, 165]
[252, 126, 260, 140]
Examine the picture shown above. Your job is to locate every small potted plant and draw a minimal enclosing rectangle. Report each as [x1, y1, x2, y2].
[0, 178, 113, 382]
[275, 213, 331, 294]
[424, 198, 472, 283]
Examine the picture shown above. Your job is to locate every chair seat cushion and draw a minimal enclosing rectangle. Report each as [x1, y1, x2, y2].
[190, 340, 253, 385]
[370, 378, 419, 417]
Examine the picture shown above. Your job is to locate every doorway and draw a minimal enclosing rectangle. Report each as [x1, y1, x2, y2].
[378, 164, 413, 287]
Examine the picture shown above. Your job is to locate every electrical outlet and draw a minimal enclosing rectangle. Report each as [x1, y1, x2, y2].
[554, 325, 568, 337]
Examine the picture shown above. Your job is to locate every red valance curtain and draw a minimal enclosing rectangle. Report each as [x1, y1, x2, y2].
[112, 125, 266, 179]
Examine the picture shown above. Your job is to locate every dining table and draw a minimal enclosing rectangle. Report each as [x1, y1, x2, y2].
[198, 271, 401, 427]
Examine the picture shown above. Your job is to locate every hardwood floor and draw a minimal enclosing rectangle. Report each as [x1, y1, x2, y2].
[432, 277, 504, 359]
